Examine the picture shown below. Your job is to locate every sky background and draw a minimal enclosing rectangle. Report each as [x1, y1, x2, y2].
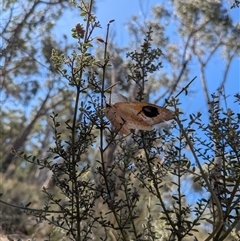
[55, 0, 239, 117]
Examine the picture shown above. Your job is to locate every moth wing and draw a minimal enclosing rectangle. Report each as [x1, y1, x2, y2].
[115, 102, 173, 127]
[135, 102, 173, 125]
[105, 101, 173, 135]
[105, 104, 131, 135]
[113, 102, 153, 131]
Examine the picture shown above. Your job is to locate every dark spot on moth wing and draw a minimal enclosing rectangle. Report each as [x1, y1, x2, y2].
[141, 105, 173, 125]
[142, 106, 159, 118]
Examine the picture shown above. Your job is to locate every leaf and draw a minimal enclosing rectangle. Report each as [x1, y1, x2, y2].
[97, 38, 105, 43]
[25, 202, 32, 207]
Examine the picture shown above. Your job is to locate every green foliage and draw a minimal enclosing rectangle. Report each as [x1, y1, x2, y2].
[126, 28, 164, 101]
[231, 0, 240, 8]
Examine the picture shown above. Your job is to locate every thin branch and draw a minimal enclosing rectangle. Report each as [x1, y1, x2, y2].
[218, 48, 237, 92]
[175, 117, 224, 241]
[199, 62, 211, 108]
[0, 198, 65, 214]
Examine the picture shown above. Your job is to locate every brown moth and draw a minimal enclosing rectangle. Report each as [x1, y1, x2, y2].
[105, 93, 173, 135]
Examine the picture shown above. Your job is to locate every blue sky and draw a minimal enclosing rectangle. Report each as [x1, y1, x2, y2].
[95, 0, 239, 112]
[55, 0, 239, 117]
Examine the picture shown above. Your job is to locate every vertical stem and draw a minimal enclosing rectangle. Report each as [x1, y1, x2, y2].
[140, 132, 177, 234]
[175, 117, 224, 241]
[99, 20, 128, 240]
[71, 1, 94, 240]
